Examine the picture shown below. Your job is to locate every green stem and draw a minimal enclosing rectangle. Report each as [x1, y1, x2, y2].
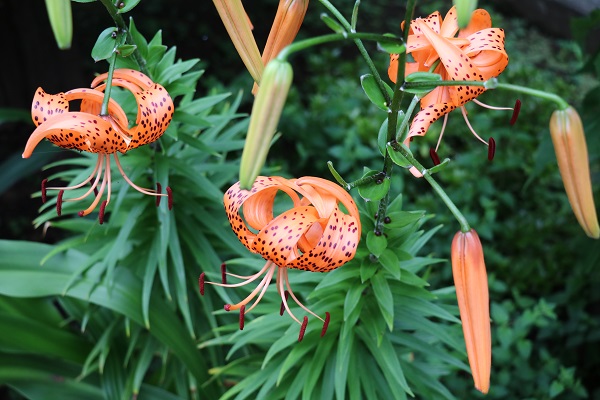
[317, 0, 395, 106]
[100, 50, 118, 116]
[276, 32, 404, 61]
[390, 142, 471, 232]
[395, 95, 420, 142]
[98, 0, 149, 76]
[496, 83, 569, 109]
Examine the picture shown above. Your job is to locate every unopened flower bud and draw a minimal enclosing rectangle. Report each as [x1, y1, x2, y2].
[451, 229, 491, 394]
[213, 0, 264, 83]
[44, 0, 73, 49]
[239, 59, 293, 189]
[549, 106, 599, 239]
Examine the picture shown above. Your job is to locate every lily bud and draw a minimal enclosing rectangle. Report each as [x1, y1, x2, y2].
[451, 229, 491, 394]
[44, 0, 73, 50]
[453, 0, 478, 28]
[213, 0, 264, 83]
[549, 106, 599, 239]
[253, 0, 308, 94]
[239, 59, 293, 189]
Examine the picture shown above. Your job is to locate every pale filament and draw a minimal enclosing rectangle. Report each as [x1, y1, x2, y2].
[80, 157, 109, 216]
[113, 153, 166, 198]
[226, 263, 276, 311]
[472, 98, 514, 111]
[47, 154, 104, 191]
[278, 267, 302, 325]
[245, 265, 276, 313]
[67, 154, 105, 201]
[435, 114, 449, 152]
[283, 268, 324, 322]
[207, 261, 274, 288]
[461, 106, 488, 145]
[105, 155, 112, 206]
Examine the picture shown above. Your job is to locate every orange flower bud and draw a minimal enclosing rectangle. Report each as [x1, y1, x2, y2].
[451, 229, 491, 394]
[213, 0, 264, 83]
[549, 106, 599, 239]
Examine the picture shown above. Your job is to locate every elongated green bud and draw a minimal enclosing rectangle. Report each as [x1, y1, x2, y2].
[44, 0, 73, 50]
[549, 106, 599, 239]
[239, 59, 293, 189]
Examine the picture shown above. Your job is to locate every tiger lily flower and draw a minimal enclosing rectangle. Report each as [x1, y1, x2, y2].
[549, 107, 599, 238]
[23, 69, 174, 223]
[199, 176, 361, 341]
[451, 229, 491, 394]
[389, 6, 513, 170]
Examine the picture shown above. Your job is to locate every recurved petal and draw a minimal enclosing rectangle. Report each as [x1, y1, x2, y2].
[66, 88, 129, 128]
[451, 229, 491, 394]
[22, 112, 123, 157]
[128, 83, 174, 149]
[463, 28, 508, 79]
[458, 9, 492, 38]
[92, 68, 154, 90]
[407, 102, 456, 143]
[440, 6, 459, 38]
[31, 88, 69, 127]
[287, 207, 360, 272]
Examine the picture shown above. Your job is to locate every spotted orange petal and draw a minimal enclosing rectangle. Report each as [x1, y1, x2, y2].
[92, 69, 154, 91]
[458, 9, 492, 38]
[406, 102, 456, 144]
[31, 88, 68, 127]
[22, 112, 125, 158]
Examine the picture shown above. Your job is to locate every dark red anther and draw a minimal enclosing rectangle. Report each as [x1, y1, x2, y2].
[166, 186, 173, 210]
[156, 183, 162, 207]
[429, 148, 441, 166]
[280, 290, 289, 316]
[92, 182, 98, 197]
[510, 99, 521, 126]
[298, 316, 308, 342]
[98, 200, 108, 225]
[221, 263, 227, 284]
[239, 305, 246, 330]
[224, 304, 231, 312]
[56, 190, 64, 216]
[41, 179, 48, 203]
[321, 312, 330, 337]
[199, 273, 205, 295]
[488, 137, 496, 161]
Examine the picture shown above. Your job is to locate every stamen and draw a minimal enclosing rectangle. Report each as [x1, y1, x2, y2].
[435, 114, 449, 152]
[47, 155, 103, 192]
[56, 190, 64, 216]
[461, 106, 488, 145]
[41, 179, 48, 203]
[156, 183, 162, 206]
[510, 99, 521, 126]
[298, 316, 308, 342]
[321, 312, 330, 337]
[283, 268, 325, 322]
[98, 200, 108, 224]
[221, 263, 227, 284]
[199, 273, 205, 295]
[78, 160, 108, 217]
[239, 305, 245, 330]
[472, 98, 514, 111]
[429, 148, 441, 166]
[167, 186, 173, 210]
[488, 137, 496, 161]
[224, 304, 231, 311]
[113, 154, 164, 197]
[67, 154, 105, 202]
[280, 290, 289, 316]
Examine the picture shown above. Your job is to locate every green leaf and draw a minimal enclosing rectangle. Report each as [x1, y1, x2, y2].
[320, 13, 345, 33]
[117, 0, 141, 13]
[378, 34, 405, 54]
[91, 27, 117, 62]
[371, 272, 394, 330]
[366, 231, 387, 257]
[343, 282, 366, 321]
[378, 249, 401, 280]
[357, 170, 390, 202]
[360, 74, 393, 111]
[116, 44, 137, 57]
[128, 18, 148, 57]
[402, 71, 443, 95]
[387, 143, 412, 168]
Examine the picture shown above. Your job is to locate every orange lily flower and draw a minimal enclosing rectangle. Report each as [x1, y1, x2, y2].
[389, 6, 511, 163]
[23, 69, 174, 223]
[549, 107, 599, 238]
[451, 229, 491, 394]
[199, 176, 361, 341]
